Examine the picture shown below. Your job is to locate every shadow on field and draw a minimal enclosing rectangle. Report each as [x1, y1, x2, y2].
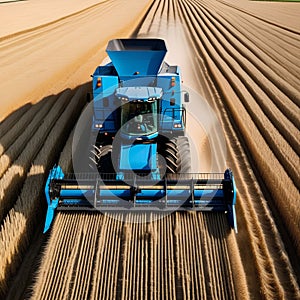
[0, 96, 61, 226]
[0, 103, 32, 138]
[2, 82, 91, 300]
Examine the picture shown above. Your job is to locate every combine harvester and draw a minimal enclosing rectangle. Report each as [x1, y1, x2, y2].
[43, 39, 237, 233]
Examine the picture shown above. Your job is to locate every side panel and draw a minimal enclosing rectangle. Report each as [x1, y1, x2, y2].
[157, 69, 185, 135]
[92, 69, 119, 135]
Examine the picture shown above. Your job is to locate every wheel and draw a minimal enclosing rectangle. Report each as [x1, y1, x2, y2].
[177, 136, 191, 173]
[164, 138, 178, 173]
[160, 136, 191, 174]
[88, 142, 115, 173]
[97, 145, 115, 174]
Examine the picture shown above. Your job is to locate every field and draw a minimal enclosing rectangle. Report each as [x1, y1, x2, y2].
[0, 0, 299, 299]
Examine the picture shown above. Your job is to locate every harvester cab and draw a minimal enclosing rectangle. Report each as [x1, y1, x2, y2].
[117, 86, 161, 139]
[43, 39, 237, 233]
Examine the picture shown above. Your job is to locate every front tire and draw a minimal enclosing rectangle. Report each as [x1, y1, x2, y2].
[161, 136, 191, 174]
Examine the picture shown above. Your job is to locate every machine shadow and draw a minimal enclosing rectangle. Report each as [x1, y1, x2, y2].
[2, 82, 91, 300]
[0, 103, 32, 137]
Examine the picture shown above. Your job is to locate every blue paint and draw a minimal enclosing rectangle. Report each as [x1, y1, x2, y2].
[119, 143, 157, 171]
[106, 39, 167, 76]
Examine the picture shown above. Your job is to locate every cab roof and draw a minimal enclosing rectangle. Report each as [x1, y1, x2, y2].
[115, 86, 163, 101]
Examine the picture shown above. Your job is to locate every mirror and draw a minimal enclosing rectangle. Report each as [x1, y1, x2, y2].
[184, 92, 189, 102]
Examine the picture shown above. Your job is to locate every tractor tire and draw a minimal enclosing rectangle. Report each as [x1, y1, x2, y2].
[177, 136, 191, 173]
[97, 145, 115, 174]
[163, 136, 191, 174]
[164, 139, 178, 173]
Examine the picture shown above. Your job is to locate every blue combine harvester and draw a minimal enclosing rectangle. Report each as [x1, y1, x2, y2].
[44, 39, 237, 233]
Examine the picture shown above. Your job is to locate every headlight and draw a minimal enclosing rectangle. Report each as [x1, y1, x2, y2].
[118, 96, 129, 102]
[148, 97, 156, 102]
[95, 123, 103, 128]
[173, 123, 182, 128]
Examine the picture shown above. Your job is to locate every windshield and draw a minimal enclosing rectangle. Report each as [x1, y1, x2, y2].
[121, 101, 157, 136]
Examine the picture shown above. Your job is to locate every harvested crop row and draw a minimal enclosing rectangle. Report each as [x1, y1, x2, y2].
[0, 90, 71, 223]
[31, 212, 238, 299]
[216, 0, 300, 49]
[0, 87, 87, 297]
